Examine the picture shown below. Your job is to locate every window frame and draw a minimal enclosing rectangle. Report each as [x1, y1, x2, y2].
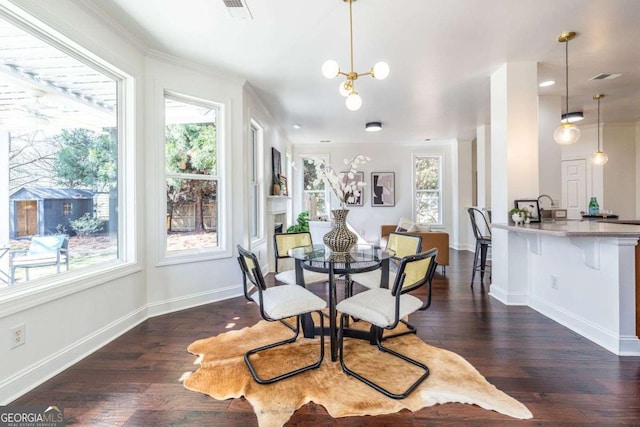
[0, 3, 137, 309]
[299, 154, 331, 220]
[412, 154, 444, 226]
[158, 90, 228, 264]
[249, 119, 264, 243]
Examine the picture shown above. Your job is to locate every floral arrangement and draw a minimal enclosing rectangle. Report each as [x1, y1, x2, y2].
[309, 155, 370, 209]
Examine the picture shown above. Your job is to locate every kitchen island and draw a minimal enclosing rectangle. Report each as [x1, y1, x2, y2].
[491, 220, 640, 355]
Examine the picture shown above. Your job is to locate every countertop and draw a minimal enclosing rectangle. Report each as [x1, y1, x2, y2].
[492, 220, 640, 237]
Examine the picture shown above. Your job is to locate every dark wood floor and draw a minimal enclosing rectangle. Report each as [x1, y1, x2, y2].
[12, 250, 640, 426]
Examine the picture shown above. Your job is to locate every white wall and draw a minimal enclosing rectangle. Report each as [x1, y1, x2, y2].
[292, 142, 456, 245]
[603, 123, 636, 218]
[538, 96, 562, 204]
[0, 0, 147, 403]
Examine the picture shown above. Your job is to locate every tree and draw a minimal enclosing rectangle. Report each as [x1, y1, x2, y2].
[165, 123, 217, 233]
[52, 128, 117, 192]
[8, 130, 59, 193]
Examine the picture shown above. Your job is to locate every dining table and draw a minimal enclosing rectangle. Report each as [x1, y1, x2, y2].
[288, 243, 391, 361]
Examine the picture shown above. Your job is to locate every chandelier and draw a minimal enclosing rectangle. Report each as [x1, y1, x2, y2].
[321, 0, 389, 111]
[553, 31, 581, 145]
[591, 94, 608, 165]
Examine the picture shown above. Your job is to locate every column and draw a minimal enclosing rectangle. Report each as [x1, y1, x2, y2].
[490, 62, 539, 304]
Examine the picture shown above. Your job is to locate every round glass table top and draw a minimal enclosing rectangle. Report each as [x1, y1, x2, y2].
[288, 244, 391, 274]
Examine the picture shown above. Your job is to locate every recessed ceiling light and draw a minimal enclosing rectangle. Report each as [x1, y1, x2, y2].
[424, 138, 431, 142]
[365, 121, 382, 132]
[292, 124, 301, 129]
[539, 80, 556, 87]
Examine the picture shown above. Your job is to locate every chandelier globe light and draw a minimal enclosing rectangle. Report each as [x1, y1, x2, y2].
[322, 0, 389, 111]
[554, 31, 581, 145]
[591, 94, 608, 166]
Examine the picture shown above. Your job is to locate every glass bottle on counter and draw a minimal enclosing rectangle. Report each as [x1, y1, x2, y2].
[588, 197, 599, 215]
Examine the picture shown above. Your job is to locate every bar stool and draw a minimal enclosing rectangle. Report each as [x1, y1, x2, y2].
[467, 207, 491, 286]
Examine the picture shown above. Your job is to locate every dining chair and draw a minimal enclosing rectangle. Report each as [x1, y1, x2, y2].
[467, 207, 492, 286]
[273, 232, 329, 286]
[348, 232, 422, 292]
[336, 248, 438, 399]
[237, 245, 326, 384]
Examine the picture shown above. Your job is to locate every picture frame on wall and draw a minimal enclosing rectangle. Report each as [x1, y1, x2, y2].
[340, 171, 364, 206]
[271, 148, 281, 195]
[514, 199, 541, 223]
[371, 172, 395, 207]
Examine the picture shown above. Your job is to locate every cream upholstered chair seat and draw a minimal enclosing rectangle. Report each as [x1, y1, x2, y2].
[237, 245, 326, 384]
[336, 248, 438, 399]
[273, 231, 329, 286]
[350, 232, 421, 290]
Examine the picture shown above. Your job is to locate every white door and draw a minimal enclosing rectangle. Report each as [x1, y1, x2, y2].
[561, 159, 586, 219]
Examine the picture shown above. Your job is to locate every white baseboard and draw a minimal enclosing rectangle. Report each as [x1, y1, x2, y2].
[0, 284, 245, 405]
[0, 306, 148, 405]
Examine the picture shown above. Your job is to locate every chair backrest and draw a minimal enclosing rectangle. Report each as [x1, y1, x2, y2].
[237, 245, 267, 293]
[273, 232, 313, 272]
[386, 232, 422, 259]
[27, 235, 68, 257]
[467, 207, 491, 241]
[392, 247, 438, 295]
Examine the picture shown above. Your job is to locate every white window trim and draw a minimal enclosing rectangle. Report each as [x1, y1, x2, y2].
[157, 90, 229, 266]
[297, 153, 331, 218]
[250, 119, 264, 245]
[0, 3, 138, 309]
[412, 153, 444, 226]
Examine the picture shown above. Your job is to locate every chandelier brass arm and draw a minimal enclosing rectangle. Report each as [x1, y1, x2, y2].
[322, 0, 389, 111]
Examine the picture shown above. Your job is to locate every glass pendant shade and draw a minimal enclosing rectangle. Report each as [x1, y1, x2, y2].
[592, 150, 608, 165]
[372, 61, 390, 80]
[553, 123, 581, 145]
[322, 60, 340, 79]
[339, 80, 351, 97]
[345, 92, 362, 111]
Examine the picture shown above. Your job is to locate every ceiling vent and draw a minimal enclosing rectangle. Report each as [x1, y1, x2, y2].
[589, 73, 622, 81]
[222, 0, 253, 20]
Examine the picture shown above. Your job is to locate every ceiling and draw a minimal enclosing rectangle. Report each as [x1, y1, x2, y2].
[85, 0, 640, 145]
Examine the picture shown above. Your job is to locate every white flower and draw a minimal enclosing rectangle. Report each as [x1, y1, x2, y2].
[310, 155, 370, 209]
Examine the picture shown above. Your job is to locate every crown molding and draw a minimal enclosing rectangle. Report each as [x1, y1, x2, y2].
[146, 49, 246, 86]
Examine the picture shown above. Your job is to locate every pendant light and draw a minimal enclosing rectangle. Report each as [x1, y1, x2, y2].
[322, 0, 389, 111]
[553, 32, 581, 145]
[591, 94, 608, 165]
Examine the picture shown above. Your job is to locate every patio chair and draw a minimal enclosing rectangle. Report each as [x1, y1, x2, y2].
[10, 235, 69, 284]
[336, 248, 438, 399]
[237, 245, 326, 384]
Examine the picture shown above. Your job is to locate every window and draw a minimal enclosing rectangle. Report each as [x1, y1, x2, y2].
[301, 155, 329, 220]
[414, 155, 442, 224]
[164, 93, 219, 253]
[249, 121, 263, 240]
[1, 14, 123, 286]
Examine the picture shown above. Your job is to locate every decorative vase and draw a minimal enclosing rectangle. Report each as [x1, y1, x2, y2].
[323, 209, 358, 254]
[512, 213, 524, 225]
[273, 183, 281, 196]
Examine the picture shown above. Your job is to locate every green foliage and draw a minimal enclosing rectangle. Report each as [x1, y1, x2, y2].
[165, 123, 217, 232]
[287, 211, 310, 233]
[53, 128, 117, 192]
[69, 213, 104, 238]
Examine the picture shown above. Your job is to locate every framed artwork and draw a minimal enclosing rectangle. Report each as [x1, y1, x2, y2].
[341, 171, 364, 206]
[514, 199, 541, 223]
[271, 148, 281, 183]
[371, 172, 395, 207]
[278, 174, 288, 196]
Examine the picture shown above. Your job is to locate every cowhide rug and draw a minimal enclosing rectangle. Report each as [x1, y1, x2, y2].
[184, 318, 532, 426]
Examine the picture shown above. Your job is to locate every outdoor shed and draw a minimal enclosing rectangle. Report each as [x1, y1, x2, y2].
[9, 187, 94, 238]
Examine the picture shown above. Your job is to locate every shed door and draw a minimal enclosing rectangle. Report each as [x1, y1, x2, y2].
[16, 200, 38, 237]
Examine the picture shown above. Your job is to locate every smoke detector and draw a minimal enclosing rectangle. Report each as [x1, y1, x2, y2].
[222, 0, 253, 20]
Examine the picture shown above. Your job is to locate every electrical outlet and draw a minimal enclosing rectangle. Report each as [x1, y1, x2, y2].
[10, 323, 25, 349]
[551, 276, 559, 290]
